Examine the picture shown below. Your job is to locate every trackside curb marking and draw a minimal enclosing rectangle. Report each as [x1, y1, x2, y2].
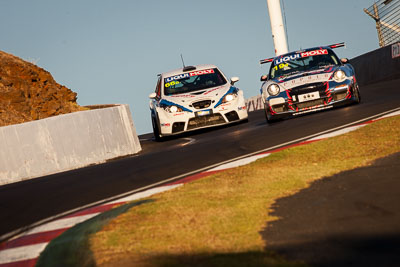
[307, 125, 366, 141]
[24, 213, 100, 236]
[108, 184, 182, 204]
[207, 153, 271, 172]
[0, 243, 47, 264]
[1, 107, 399, 266]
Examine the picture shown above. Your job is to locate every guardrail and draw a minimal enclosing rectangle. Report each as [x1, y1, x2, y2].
[245, 95, 263, 112]
[0, 104, 141, 185]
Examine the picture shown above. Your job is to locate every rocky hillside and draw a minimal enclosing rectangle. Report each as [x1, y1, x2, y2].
[0, 50, 86, 127]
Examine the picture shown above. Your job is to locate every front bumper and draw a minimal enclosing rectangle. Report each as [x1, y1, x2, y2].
[265, 79, 358, 119]
[157, 99, 248, 136]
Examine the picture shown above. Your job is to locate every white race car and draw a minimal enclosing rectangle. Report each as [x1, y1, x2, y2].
[149, 64, 248, 140]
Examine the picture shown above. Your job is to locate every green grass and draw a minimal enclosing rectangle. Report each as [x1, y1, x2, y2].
[37, 115, 400, 267]
[36, 200, 153, 267]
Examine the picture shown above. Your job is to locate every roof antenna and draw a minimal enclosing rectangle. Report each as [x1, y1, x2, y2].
[180, 54, 186, 68]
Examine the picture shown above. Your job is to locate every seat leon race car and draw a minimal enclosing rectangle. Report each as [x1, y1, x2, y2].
[259, 43, 361, 122]
[149, 64, 248, 140]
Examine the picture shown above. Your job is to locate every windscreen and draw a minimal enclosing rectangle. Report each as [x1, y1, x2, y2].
[164, 68, 227, 96]
[269, 49, 340, 79]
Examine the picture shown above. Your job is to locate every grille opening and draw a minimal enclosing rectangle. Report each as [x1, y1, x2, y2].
[225, 111, 240, 122]
[295, 99, 325, 109]
[172, 122, 185, 133]
[187, 114, 225, 130]
[334, 92, 348, 101]
[272, 104, 286, 113]
[192, 100, 212, 109]
[291, 82, 326, 94]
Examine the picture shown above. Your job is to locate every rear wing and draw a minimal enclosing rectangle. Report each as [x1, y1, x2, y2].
[328, 42, 345, 49]
[259, 42, 345, 65]
[259, 57, 274, 65]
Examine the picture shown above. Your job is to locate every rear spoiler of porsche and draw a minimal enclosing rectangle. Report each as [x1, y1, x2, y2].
[328, 42, 345, 49]
[259, 42, 346, 65]
[259, 57, 275, 65]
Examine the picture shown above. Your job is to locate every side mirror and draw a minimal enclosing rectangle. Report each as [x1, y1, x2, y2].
[230, 77, 239, 85]
[340, 58, 349, 64]
[260, 75, 268, 81]
[149, 92, 157, 99]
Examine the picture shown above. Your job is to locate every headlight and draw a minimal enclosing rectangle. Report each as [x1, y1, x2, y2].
[222, 93, 237, 103]
[163, 105, 182, 113]
[170, 106, 178, 113]
[267, 84, 280, 96]
[225, 94, 234, 102]
[333, 70, 347, 82]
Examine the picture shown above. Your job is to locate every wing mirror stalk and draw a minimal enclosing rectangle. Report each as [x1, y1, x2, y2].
[230, 77, 239, 85]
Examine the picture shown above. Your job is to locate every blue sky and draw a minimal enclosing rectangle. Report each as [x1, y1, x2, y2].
[0, 0, 378, 134]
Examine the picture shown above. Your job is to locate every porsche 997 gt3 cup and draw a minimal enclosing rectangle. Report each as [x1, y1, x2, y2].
[149, 64, 248, 140]
[259, 42, 361, 123]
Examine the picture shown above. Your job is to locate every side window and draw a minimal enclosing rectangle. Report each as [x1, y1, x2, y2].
[155, 77, 161, 98]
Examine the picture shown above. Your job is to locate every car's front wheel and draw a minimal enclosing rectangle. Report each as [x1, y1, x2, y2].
[151, 116, 163, 141]
[265, 104, 278, 124]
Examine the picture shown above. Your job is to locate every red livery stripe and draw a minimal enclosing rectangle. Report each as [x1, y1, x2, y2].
[0, 259, 37, 267]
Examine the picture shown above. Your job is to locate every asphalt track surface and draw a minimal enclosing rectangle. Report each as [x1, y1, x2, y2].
[263, 152, 400, 267]
[1, 79, 399, 240]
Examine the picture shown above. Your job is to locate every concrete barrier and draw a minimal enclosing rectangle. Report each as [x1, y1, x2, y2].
[350, 42, 400, 86]
[0, 104, 141, 185]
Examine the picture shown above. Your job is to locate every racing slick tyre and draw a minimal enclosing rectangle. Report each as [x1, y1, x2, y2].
[151, 116, 163, 142]
[265, 104, 278, 124]
[353, 85, 361, 104]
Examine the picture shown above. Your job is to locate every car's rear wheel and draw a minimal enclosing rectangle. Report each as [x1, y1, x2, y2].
[353, 85, 361, 104]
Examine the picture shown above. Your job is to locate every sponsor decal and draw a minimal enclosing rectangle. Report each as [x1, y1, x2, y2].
[204, 87, 220, 95]
[173, 112, 184, 116]
[293, 105, 333, 115]
[392, 42, 400, 59]
[165, 69, 215, 82]
[161, 123, 171, 127]
[165, 73, 190, 82]
[170, 94, 195, 98]
[190, 69, 214, 76]
[165, 81, 180, 88]
[300, 49, 328, 57]
[281, 73, 330, 88]
[238, 106, 246, 110]
[273, 63, 289, 71]
[274, 49, 328, 64]
[275, 54, 300, 64]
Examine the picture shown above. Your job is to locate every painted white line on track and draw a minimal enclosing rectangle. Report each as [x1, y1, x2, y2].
[207, 153, 271, 172]
[25, 213, 99, 235]
[307, 125, 366, 141]
[0, 243, 47, 264]
[108, 184, 182, 204]
[376, 110, 400, 119]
